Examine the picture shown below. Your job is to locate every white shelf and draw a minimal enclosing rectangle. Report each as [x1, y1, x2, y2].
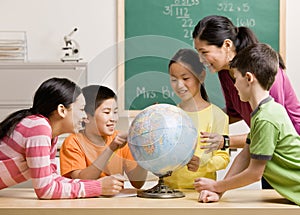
[0, 62, 87, 121]
[0, 31, 27, 62]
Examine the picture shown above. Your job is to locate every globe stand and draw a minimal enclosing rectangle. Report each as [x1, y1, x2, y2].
[137, 171, 185, 199]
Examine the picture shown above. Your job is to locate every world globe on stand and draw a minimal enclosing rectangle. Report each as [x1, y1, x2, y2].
[128, 104, 198, 198]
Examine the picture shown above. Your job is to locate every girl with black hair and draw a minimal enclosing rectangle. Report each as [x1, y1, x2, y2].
[0, 77, 124, 199]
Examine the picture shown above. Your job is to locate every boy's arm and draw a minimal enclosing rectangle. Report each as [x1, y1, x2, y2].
[194, 145, 250, 193]
[195, 144, 266, 195]
[216, 156, 266, 193]
[66, 133, 128, 180]
[70, 146, 114, 179]
[222, 144, 251, 179]
[73, 133, 128, 179]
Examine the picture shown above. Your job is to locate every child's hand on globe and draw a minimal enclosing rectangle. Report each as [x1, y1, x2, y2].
[110, 132, 128, 151]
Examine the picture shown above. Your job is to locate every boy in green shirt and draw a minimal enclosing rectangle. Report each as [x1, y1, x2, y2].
[194, 43, 300, 205]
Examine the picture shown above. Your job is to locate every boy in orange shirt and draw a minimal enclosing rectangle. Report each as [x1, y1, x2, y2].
[60, 85, 147, 189]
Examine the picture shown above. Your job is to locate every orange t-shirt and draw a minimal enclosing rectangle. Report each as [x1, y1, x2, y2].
[59, 131, 137, 178]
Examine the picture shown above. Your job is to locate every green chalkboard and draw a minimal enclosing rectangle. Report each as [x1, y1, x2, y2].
[117, 0, 285, 115]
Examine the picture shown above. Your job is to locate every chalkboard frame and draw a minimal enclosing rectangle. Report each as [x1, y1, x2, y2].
[117, 0, 286, 117]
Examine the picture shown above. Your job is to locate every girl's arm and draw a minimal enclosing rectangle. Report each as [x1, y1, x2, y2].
[197, 149, 230, 173]
[26, 135, 102, 199]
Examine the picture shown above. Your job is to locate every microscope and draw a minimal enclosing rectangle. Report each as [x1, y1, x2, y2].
[61, 28, 83, 62]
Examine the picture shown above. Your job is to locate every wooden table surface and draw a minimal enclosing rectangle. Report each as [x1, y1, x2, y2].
[0, 188, 298, 215]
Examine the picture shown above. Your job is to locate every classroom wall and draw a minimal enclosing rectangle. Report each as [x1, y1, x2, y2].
[0, 0, 118, 88]
[0, 0, 299, 123]
[285, 0, 300, 98]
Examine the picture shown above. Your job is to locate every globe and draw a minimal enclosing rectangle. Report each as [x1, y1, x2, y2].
[128, 104, 198, 178]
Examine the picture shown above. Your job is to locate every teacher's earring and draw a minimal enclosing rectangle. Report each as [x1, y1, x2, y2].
[223, 39, 233, 63]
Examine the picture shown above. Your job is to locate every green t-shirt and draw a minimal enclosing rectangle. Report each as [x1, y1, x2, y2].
[249, 96, 300, 205]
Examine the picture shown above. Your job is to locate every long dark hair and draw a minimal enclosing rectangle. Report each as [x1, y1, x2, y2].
[0, 77, 82, 140]
[82, 85, 117, 116]
[192, 15, 285, 69]
[169, 48, 209, 101]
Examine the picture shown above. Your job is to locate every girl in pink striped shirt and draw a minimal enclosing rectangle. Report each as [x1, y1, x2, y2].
[0, 77, 124, 199]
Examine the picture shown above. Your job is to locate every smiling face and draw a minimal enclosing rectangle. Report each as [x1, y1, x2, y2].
[65, 93, 87, 133]
[92, 98, 118, 136]
[169, 62, 202, 102]
[194, 39, 232, 73]
[233, 68, 251, 102]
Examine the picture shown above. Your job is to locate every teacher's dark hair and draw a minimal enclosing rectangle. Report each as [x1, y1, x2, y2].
[169, 48, 209, 101]
[192, 15, 285, 69]
[0, 77, 82, 140]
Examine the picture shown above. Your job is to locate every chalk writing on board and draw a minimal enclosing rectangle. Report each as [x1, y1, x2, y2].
[216, 2, 255, 27]
[136, 85, 175, 99]
[217, 2, 250, 12]
[162, 0, 257, 40]
[162, 0, 200, 40]
[121, 0, 283, 112]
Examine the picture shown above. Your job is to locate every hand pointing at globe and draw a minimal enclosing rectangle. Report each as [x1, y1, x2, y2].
[109, 132, 128, 151]
[92, 132, 128, 172]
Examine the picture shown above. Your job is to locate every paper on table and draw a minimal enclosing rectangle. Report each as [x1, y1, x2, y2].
[115, 188, 137, 197]
[100, 189, 137, 198]
[111, 173, 127, 181]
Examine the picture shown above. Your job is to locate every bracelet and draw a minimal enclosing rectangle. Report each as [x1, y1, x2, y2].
[221, 135, 230, 150]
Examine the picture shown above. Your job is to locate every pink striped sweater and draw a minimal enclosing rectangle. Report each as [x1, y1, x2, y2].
[0, 115, 102, 199]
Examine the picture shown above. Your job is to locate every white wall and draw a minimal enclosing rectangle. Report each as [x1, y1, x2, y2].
[0, 0, 117, 89]
[1, 0, 115, 61]
[0, 0, 299, 117]
[286, 0, 300, 98]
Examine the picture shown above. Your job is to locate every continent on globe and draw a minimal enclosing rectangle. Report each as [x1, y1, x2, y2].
[128, 104, 198, 177]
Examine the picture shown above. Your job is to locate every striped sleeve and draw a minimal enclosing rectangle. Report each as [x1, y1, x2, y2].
[20, 116, 102, 199]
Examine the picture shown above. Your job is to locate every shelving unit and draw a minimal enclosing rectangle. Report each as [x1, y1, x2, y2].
[0, 31, 27, 62]
[0, 62, 87, 121]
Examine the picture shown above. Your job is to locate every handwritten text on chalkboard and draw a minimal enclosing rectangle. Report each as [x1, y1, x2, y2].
[120, 0, 282, 112]
[162, 0, 256, 40]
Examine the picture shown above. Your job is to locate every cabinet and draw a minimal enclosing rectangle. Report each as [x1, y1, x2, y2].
[0, 62, 87, 121]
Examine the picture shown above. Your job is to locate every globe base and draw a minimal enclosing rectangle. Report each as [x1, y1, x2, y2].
[137, 177, 185, 199]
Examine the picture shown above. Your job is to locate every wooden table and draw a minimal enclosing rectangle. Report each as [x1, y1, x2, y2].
[0, 188, 298, 215]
